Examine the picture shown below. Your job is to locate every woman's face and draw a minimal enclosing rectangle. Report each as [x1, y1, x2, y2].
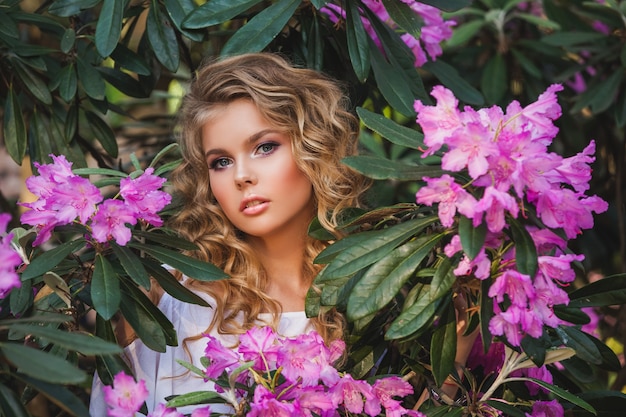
[201, 99, 314, 243]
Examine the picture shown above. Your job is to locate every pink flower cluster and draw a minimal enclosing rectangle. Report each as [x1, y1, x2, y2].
[414, 84, 608, 346]
[0, 213, 22, 298]
[204, 326, 421, 416]
[320, 0, 454, 67]
[20, 155, 171, 246]
[103, 372, 210, 417]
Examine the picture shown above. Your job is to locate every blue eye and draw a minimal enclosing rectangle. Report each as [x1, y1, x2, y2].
[256, 142, 278, 155]
[210, 158, 231, 170]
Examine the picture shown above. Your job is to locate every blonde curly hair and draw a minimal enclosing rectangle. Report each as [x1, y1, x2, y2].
[168, 53, 370, 343]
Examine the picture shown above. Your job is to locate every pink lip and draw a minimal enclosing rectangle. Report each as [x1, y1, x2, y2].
[240, 196, 270, 214]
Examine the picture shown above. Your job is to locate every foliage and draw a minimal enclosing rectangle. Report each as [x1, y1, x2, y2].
[0, 0, 625, 416]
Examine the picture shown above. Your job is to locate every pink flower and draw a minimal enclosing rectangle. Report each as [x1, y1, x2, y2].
[330, 373, 379, 416]
[414, 86, 463, 156]
[147, 403, 183, 417]
[530, 272, 569, 328]
[526, 399, 564, 417]
[443, 235, 491, 279]
[372, 376, 420, 417]
[467, 339, 505, 376]
[489, 270, 535, 307]
[190, 406, 212, 417]
[0, 213, 22, 298]
[120, 168, 171, 226]
[90, 200, 138, 246]
[248, 385, 295, 417]
[203, 335, 241, 379]
[474, 186, 519, 232]
[550, 140, 596, 192]
[538, 254, 585, 283]
[103, 372, 149, 417]
[416, 175, 477, 227]
[506, 84, 564, 144]
[278, 333, 324, 386]
[442, 120, 499, 179]
[238, 326, 279, 371]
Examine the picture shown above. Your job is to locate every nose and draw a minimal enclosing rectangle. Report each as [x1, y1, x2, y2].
[234, 162, 257, 188]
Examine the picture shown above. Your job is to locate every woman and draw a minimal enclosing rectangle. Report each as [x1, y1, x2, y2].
[90, 53, 370, 416]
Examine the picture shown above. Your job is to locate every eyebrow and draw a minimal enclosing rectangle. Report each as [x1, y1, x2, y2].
[204, 129, 281, 159]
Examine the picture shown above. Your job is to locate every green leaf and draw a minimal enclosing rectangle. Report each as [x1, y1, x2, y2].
[48, 0, 100, 17]
[60, 28, 75, 53]
[357, 107, 425, 149]
[98, 66, 151, 98]
[516, 12, 560, 30]
[431, 302, 457, 386]
[119, 279, 176, 351]
[418, 0, 471, 12]
[369, 39, 416, 117]
[481, 53, 507, 104]
[553, 304, 592, 325]
[429, 256, 457, 302]
[3, 85, 27, 164]
[479, 278, 493, 351]
[58, 63, 77, 102]
[111, 244, 151, 288]
[386, 288, 440, 339]
[571, 70, 623, 115]
[166, 390, 225, 407]
[9, 280, 33, 316]
[12, 58, 52, 105]
[458, 216, 486, 260]
[446, 19, 484, 48]
[15, 374, 90, 417]
[21, 239, 86, 280]
[132, 229, 199, 251]
[347, 234, 444, 320]
[131, 243, 228, 281]
[382, 0, 422, 39]
[318, 216, 438, 282]
[342, 155, 443, 180]
[309, 0, 328, 9]
[146, 5, 180, 72]
[220, 0, 301, 56]
[91, 253, 121, 320]
[110, 44, 152, 75]
[569, 273, 626, 307]
[508, 217, 538, 277]
[511, 47, 542, 79]
[486, 400, 527, 417]
[0, 343, 86, 384]
[76, 56, 106, 100]
[95, 0, 125, 57]
[183, 0, 262, 29]
[85, 110, 119, 158]
[8, 324, 121, 355]
[423, 59, 484, 105]
[0, 384, 29, 417]
[0, 13, 19, 39]
[345, 0, 370, 82]
[556, 326, 602, 365]
[143, 259, 211, 307]
[541, 31, 606, 47]
[162, 0, 204, 41]
[506, 377, 596, 413]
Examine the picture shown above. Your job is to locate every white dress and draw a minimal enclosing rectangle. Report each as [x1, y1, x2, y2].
[89, 288, 312, 416]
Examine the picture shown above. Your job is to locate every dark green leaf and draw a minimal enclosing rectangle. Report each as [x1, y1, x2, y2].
[110, 44, 152, 75]
[369, 39, 416, 117]
[183, 0, 262, 29]
[481, 53, 507, 104]
[58, 64, 77, 102]
[0, 12, 19, 39]
[76, 56, 106, 100]
[95, 0, 125, 57]
[0, 383, 29, 417]
[511, 47, 542, 79]
[3, 85, 26, 164]
[417, 0, 471, 12]
[85, 110, 119, 157]
[8, 324, 121, 355]
[318, 216, 438, 281]
[9, 279, 33, 317]
[166, 390, 225, 407]
[132, 229, 199, 251]
[486, 400, 527, 417]
[342, 155, 443, 180]
[431, 302, 457, 386]
[91, 253, 121, 320]
[553, 304, 591, 325]
[111, 244, 151, 288]
[143, 259, 211, 307]
[98, 66, 151, 98]
[48, 0, 100, 17]
[21, 239, 86, 280]
[541, 31, 606, 47]
[345, 0, 370, 82]
[569, 273, 626, 307]
[12, 58, 53, 105]
[220, 0, 301, 56]
[146, 6, 180, 72]
[509, 217, 538, 277]
[29, 109, 53, 165]
[446, 19, 484, 48]
[521, 333, 549, 366]
[357, 107, 425, 149]
[131, 243, 228, 281]
[556, 326, 601, 365]
[584, 333, 621, 371]
[60, 28, 75, 53]
[571, 70, 622, 115]
[0, 343, 86, 384]
[458, 216, 486, 260]
[423, 60, 484, 105]
[309, 0, 328, 9]
[15, 374, 90, 416]
[429, 256, 457, 302]
[119, 279, 177, 351]
[516, 13, 560, 30]
[479, 278, 493, 351]
[347, 234, 444, 320]
[162, 0, 204, 41]
[382, 0, 422, 39]
[386, 288, 440, 339]
[506, 377, 595, 413]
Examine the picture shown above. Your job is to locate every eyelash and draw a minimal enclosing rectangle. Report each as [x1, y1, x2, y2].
[208, 142, 279, 171]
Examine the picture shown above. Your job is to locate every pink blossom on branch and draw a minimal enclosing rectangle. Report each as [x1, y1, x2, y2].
[0, 213, 22, 298]
[103, 372, 149, 417]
